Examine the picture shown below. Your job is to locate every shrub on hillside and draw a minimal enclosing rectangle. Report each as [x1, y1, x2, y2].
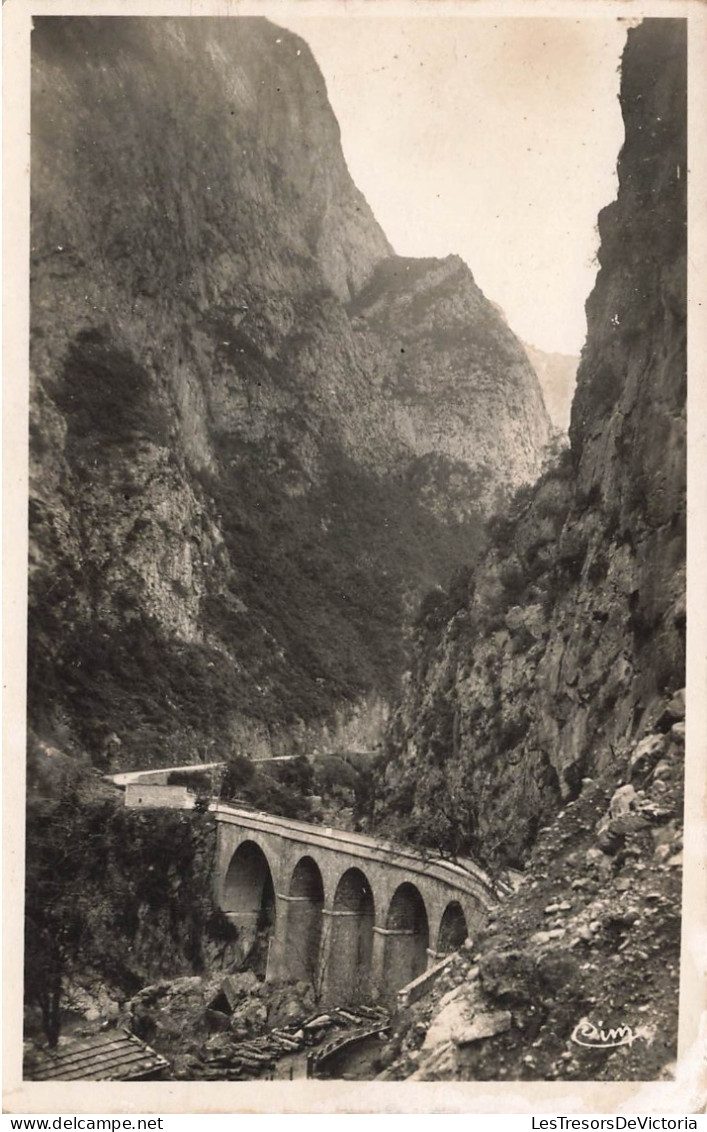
[219, 755, 312, 821]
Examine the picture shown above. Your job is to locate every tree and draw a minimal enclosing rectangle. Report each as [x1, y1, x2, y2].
[220, 754, 256, 801]
[24, 786, 100, 1046]
[397, 763, 480, 865]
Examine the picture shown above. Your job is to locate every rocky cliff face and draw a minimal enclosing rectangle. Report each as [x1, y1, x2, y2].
[350, 256, 551, 517]
[375, 18, 686, 868]
[28, 16, 550, 769]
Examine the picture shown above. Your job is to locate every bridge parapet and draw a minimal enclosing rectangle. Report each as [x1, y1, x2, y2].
[212, 803, 498, 905]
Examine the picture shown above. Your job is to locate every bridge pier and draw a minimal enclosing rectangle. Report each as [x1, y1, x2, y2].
[371, 924, 386, 999]
[380, 882, 430, 998]
[377, 926, 428, 999]
[263, 895, 295, 982]
[320, 908, 374, 1005]
[268, 892, 325, 987]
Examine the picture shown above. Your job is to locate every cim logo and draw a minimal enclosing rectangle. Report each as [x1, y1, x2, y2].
[570, 1018, 641, 1050]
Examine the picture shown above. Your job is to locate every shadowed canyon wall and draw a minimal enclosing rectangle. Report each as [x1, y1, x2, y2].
[376, 18, 687, 867]
[28, 16, 551, 771]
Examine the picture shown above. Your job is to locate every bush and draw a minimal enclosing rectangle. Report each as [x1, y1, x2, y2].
[220, 754, 256, 798]
[220, 756, 312, 821]
[167, 770, 214, 792]
[27, 575, 254, 763]
[275, 756, 315, 796]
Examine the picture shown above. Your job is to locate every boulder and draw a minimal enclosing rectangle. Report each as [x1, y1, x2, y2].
[422, 983, 483, 1049]
[656, 689, 686, 730]
[596, 816, 624, 854]
[436, 983, 472, 1012]
[609, 784, 638, 818]
[596, 808, 650, 853]
[602, 906, 640, 930]
[454, 1011, 512, 1045]
[410, 1040, 457, 1080]
[221, 970, 260, 1010]
[585, 847, 613, 875]
[574, 924, 595, 943]
[629, 734, 666, 780]
[265, 981, 315, 1028]
[129, 974, 229, 1047]
[530, 929, 566, 945]
[652, 760, 673, 781]
[231, 999, 267, 1030]
[671, 721, 686, 745]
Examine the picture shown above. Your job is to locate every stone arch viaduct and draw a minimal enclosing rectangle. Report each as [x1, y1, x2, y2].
[213, 803, 499, 1006]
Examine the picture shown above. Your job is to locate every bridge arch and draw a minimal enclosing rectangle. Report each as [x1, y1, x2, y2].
[285, 855, 325, 985]
[326, 867, 375, 1004]
[222, 839, 276, 976]
[437, 900, 469, 954]
[382, 882, 429, 996]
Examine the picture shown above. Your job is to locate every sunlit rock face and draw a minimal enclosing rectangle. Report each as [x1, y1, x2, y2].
[28, 16, 550, 767]
[377, 18, 686, 867]
[350, 255, 551, 518]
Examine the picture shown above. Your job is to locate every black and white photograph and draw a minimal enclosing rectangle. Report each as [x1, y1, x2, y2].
[4, 0, 706, 1114]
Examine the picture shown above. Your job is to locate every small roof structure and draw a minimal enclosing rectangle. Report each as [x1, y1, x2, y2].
[27, 1029, 169, 1081]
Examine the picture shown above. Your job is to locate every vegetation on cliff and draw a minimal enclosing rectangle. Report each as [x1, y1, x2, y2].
[367, 23, 690, 1081]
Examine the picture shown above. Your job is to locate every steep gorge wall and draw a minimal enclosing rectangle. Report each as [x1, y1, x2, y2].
[376, 19, 686, 866]
[29, 17, 550, 770]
